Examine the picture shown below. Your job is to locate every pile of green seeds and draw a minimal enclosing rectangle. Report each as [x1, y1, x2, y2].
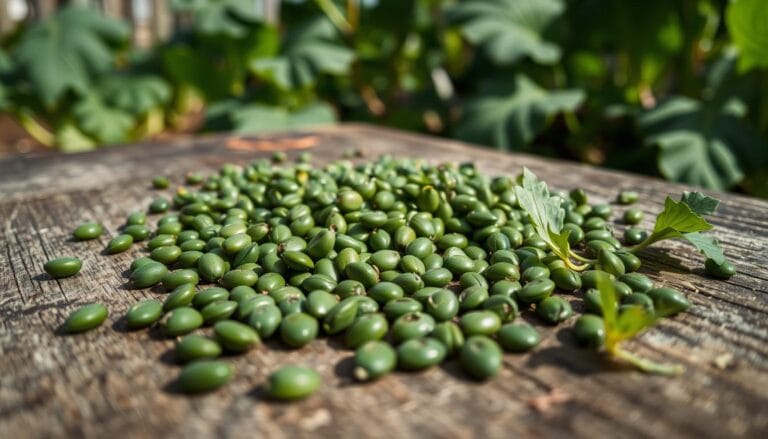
[47, 152, 735, 397]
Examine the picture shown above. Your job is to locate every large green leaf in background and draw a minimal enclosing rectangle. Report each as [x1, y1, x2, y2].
[445, 0, 564, 65]
[251, 18, 355, 90]
[231, 103, 336, 133]
[639, 96, 767, 190]
[456, 75, 584, 150]
[12, 6, 130, 106]
[73, 93, 135, 144]
[727, 0, 768, 71]
[171, 0, 263, 38]
[99, 75, 172, 115]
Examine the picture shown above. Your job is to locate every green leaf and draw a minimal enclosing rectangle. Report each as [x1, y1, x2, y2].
[73, 93, 135, 144]
[99, 75, 172, 115]
[209, 102, 337, 134]
[250, 18, 355, 90]
[652, 197, 713, 238]
[55, 124, 97, 153]
[639, 96, 768, 190]
[12, 5, 130, 106]
[513, 167, 587, 269]
[680, 192, 720, 216]
[683, 232, 726, 265]
[456, 75, 584, 151]
[726, 0, 768, 71]
[614, 306, 655, 339]
[171, 0, 262, 38]
[445, 0, 564, 65]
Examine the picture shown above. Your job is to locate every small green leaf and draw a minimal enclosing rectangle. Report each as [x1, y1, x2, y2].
[171, 0, 263, 38]
[639, 96, 767, 190]
[615, 306, 655, 339]
[99, 75, 172, 115]
[445, 0, 565, 65]
[726, 0, 768, 71]
[683, 232, 725, 265]
[55, 124, 97, 153]
[513, 167, 588, 269]
[73, 93, 135, 144]
[456, 75, 584, 151]
[653, 197, 713, 236]
[12, 5, 130, 106]
[680, 192, 720, 216]
[250, 18, 354, 90]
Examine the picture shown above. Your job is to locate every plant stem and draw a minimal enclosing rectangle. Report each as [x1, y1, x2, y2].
[14, 111, 55, 147]
[315, 0, 353, 35]
[612, 347, 685, 376]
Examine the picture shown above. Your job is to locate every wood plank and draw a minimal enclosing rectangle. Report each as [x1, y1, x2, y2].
[1, 124, 767, 438]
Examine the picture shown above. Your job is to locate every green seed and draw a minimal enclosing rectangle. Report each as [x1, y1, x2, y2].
[383, 297, 423, 320]
[550, 267, 582, 291]
[73, 222, 103, 240]
[177, 360, 232, 393]
[214, 319, 260, 352]
[125, 299, 163, 329]
[397, 337, 447, 371]
[460, 336, 503, 380]
[536, 296, 573, 324]
[149, 197, 170, 213]
[392, 312, 436, 342]
[163, 283, 197, 311]
[617, 190, 639, 205]
[354, 341, 397, 381]
[517, 279, 555, 304]
[705, 258, 736, 279]
[44, 256, 82, 279]
[267, 366, 321, 400]
[345, 262, 379, 288]
[481, 295, 518, 322]
[248, 303, 282, 338]
[623, 208, 643, 225]
[162, 307, 203, 336]
[646, 287, 691, 317]
[497, 323, 540, 352]
[346, 313, 389, 348]
[152, 176, 170, 189]
[201, 300, 238, 324]
[124, 224, 151, 241]
[619, 272, 654, 293]
[424, 289, 460, 322]
[107, 234, 133, 254]
[64, 303, 108, 333]
[175, 335, 222, 363]
[198, 252, 227, 281]
[221, 269, 259, 288]
[126, 211, 146, 226]
[624, 227, 648, 245]
[280, 312, 319, 347]
[460, 310, 502, 336]
[574, 315, 605, 348]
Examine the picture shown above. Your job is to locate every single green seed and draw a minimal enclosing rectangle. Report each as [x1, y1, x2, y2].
[214, 319, 260, 352]
[536, 296, 573, 324]
[73, 222, 103, 240]
[175, 335, 222, 363]
[430, 321, 465, 356]
[354, 341, 397, 381]
[162, 307, 203, 336]
[64, 303, 108, 333]
[345, 313, 389, 348]
[574, 315, 605, 348]
[44, 256, 82, 279]
[617, 190, 639, 205]
[397, 337, 447, 371]
[460, 310, 502, 336]
[497, 323, 540, 352]
[646, 287, 691, 317]
[623, 208, 644, 225]
[705, 258, 736, 279]
[460, 335, 503, 380]
[152, 176, 170, 189]
[193, 287, 230, 309]
[267, 366, 321, 400]
[177, 360, 232, 393]
[163, 283, 197, 311]
[201, 300, 238, 324]
[248, 303, 283, 338]
[280, 312, 319, 347]
[123, 224, 151, 241]
[125, 299, 163, 329]
[107, 234, 133, 254]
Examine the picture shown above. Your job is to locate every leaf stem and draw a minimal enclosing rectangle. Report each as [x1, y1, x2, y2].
[14, 111, 55, 147]
[611, 347, 685, 376]
[315, 0, 353, 35]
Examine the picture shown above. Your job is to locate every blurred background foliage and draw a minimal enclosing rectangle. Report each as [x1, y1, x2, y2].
[0, 0, 766, 197]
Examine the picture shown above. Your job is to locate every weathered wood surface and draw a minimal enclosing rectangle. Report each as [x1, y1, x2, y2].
[1, 124, 766, 438]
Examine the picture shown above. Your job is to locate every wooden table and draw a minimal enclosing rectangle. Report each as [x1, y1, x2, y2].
[1, 124, 766, 438]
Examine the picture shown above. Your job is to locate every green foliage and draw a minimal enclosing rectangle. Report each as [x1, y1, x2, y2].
[251, 17, 354, 90]
[12, 5, 130, 106]
[445, 0, 564, 65]
[630, 192, 726, 265]
[456, 75, 584, 150]
[727, 0, 768, 71]
[0, 1, 766, 198]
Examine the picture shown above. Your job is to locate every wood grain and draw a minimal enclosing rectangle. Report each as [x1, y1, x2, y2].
[1, 124, 766, 438]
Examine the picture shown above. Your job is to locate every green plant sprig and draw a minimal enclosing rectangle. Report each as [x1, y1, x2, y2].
[597, 276, 684, 375]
